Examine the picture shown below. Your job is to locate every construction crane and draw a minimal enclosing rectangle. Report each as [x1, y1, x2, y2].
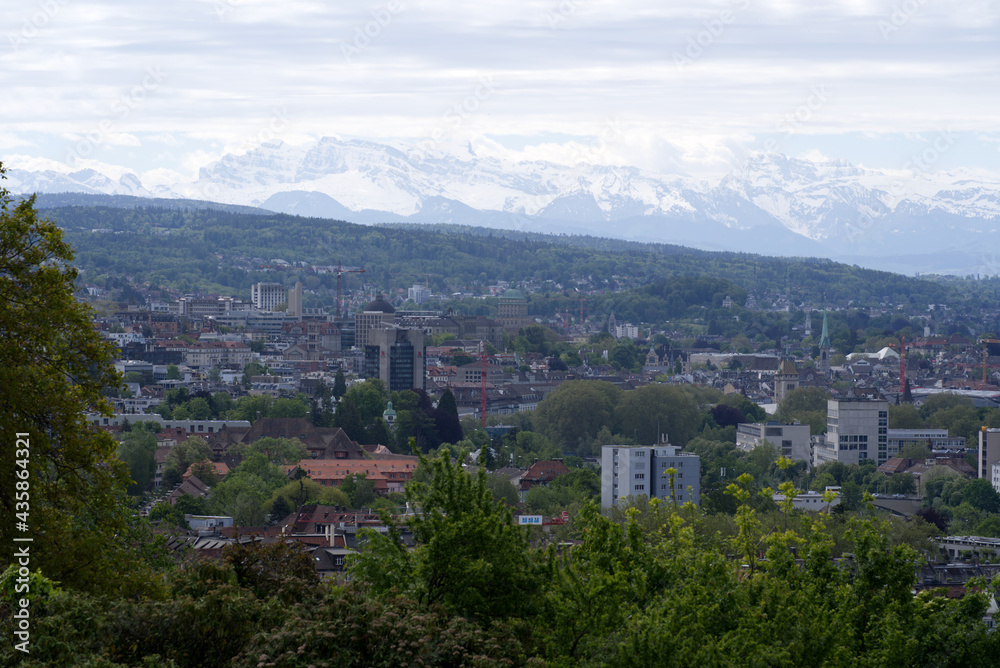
[887, 335, 909, 395]
[333, 261, 365, 319]
[981, 339, 1000, 383]
[480, 350, 489, 427]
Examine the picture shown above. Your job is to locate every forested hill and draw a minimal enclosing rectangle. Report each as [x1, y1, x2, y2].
[38, 199, 965, 309]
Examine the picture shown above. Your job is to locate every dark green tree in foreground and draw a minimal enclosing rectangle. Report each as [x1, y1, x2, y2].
[351, 445, 545, 622]
[0, 165, 140, 593]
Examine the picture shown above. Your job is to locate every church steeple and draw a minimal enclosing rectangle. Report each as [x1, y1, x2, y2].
[818, 309, 831, 375]
[819, 309, 831, 349]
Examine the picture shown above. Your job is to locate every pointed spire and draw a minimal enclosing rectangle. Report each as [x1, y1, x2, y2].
[819, 309, 831, 349]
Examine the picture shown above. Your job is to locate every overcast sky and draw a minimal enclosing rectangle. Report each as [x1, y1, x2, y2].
[2, 0, 998, 180]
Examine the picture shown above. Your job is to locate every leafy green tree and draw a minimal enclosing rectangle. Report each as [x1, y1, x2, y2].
[345, 378, 388, 425]
[269, 396, 308, 418]
[774, 386, 831, 434]
[189, 460, 221, 487]
[165, 363, 182, 380]
[164, 436, 213, 485]
[333, 394, 367, 443]
[889, 403, 924, 429]
[351, 448, 544, 622]
[0, 177, 135, 592]
[962, 478, 1000, 514]
[340, 473, 377, 508]
[609, 337, 644, 372]
[210, 452, 288, 526]
[533, 380, 620, 455]
[117, 431, 158, 495]
[614, 384, 703, 447]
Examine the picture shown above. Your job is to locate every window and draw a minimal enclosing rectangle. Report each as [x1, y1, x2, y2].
[635, 473, 645, 480]
[635, 484, 645, 491]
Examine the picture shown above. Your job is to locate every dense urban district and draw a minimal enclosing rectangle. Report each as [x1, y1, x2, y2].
[5, 171, 1000, 665]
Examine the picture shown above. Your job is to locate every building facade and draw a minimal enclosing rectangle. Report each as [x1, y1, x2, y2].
[736, 422, 811, 464]
[354, 293, 396, 349]
[979, 428, 1000, 482]
[363, 325, 425, 392]
[886, 429, 965, 456]
[497, 288, 530, 332]
[813, 398, 889, 467]
[251, 282, 288, 312]
[601, 443, 700, 508]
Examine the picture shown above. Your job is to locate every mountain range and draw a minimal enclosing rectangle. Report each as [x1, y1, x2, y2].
[7, 137, 1000, 275]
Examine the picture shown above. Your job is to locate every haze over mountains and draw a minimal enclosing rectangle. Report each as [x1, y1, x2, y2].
[8, 136, 1000, 276]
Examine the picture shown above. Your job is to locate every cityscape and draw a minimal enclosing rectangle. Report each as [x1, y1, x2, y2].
[4, 1, 1000, 665]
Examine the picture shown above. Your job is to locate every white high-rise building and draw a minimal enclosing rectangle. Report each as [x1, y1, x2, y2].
[813, 399, 889, 467]
[251, 282, 287, 312]
[601, 442, 700, 507]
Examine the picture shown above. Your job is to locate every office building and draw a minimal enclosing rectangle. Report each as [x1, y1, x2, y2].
[251, 282, 287, 312]
[363, 325, 425, 392]
[736, 422, 811, 464]
[601, 442, 700, 508]
[813, 398, 889, 467]
[979, 428, 1000, 481]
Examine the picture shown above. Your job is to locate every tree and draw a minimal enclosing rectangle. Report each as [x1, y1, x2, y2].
[889, 403, 923, 429]
[434, 388, 463, 445]
[614, 385, 702, 447]
[962, 478, 1000, 514]
[117, 431, 158, 495]
[164, 436, 212, 487]
[533, 380, 620, 455]
[350, 448, 544, 622]
[333, 394, 366, 443]
[332, 368, 347, 400]
[0, 175, 133, 592]
[165, 363, 182, 380]
[345, 378, 388, 425]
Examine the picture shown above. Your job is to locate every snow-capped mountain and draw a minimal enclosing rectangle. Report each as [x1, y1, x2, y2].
[6, 138, 1000, 273]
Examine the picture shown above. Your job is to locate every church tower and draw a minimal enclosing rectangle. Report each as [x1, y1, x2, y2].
[818, 310, 832, 375]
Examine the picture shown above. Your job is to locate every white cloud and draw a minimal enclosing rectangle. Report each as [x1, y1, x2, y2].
[1, 0, 997, 175]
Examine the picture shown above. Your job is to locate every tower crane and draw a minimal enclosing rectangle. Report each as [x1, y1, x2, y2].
[333, 261, 365, 319]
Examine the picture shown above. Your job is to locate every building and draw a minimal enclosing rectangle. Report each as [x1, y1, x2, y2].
[497, 288, 530, 332]
[251, 282, 288, 312]
[773, 359, 799, 403]
[354, 293, 396, 348]
[771, 489, 841, 511]
[601, 442, 700, 508]
[813, 398, 889, 467]
[408, 284, 432, 305]
[736, 422, 811, 464]
[886, 429, 965, 456]
[818, 310, 832, 375]
[287, 281, 303, 320]
[363, 325, 425, 392]
[980, 428, 1000, 482]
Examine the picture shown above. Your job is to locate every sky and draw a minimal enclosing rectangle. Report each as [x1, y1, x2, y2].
[2, 0, 999, 182]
